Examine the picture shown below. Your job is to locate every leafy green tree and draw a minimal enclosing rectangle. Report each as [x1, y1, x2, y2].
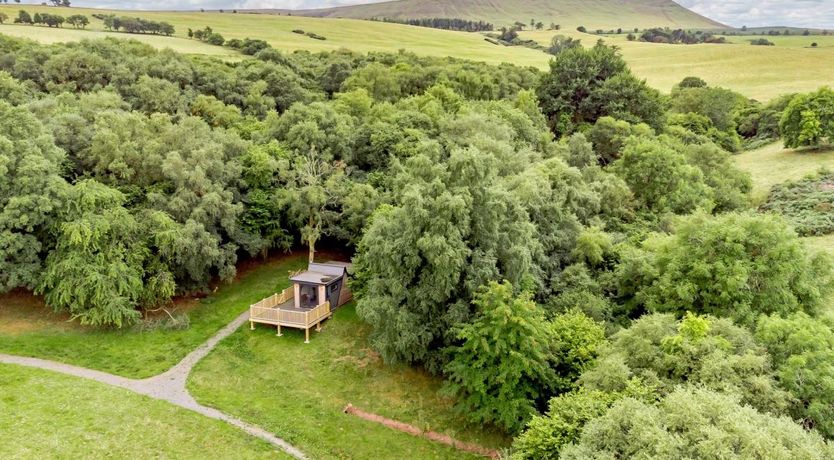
[0, 101, 67, 292]
[756, 313, 834, 438]
[66, 14, 88, 29]
[580, 313, 790, 413]
[781, 87, 834, 148]
[684, 142, 752, 211]
[537, 43, 664, 136]
[561, 387, 834, 459]
[280, 144, 345, 263]
[342, 62, 402, 102]
[15, 10, 32, 24]
[627, 213, 832, 326]
[353, 148, 538, 371]
[612, 137, 711, 214]
[443, 281, 557, 433]
[587, 116, 653, 164]
[37, 181, 171, 327]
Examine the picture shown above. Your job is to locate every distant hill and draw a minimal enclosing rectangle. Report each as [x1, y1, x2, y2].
[263, 0, 728, 30]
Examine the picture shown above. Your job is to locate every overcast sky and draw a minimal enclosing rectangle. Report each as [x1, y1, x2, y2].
[67, 0, 834, 29]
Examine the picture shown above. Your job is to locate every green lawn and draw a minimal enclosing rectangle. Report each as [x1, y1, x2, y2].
[0, 253, 307, 378]
[0, 363, 287, 459]
[733, 142, 834, 205]
[188, 304, 510, 459]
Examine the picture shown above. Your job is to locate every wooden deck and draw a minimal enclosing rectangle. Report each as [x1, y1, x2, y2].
[249, 287, 332, 343]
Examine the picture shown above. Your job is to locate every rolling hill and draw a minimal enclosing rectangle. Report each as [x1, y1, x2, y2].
[269, 0, 728, 30]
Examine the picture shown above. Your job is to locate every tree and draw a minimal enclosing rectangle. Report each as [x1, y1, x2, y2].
[352, 148, 539, 371]
[281, 144, 345, 263]
[580, 313, 790, 414]
[626, 212, 832, 326]
[0, 101, 67, 292]
[66, 14, 88, 29]
[443, 281, 558, 433]
[756, 313, 834, 438]
[15, 9, 31, 24]
[0, 12, 8, 23]
[781, 87, 834, 148]
[561, 387, 834, 459]
[537, 43, 664, 136]
[36, 181, 160, 327]
[611, 137, 711, 214]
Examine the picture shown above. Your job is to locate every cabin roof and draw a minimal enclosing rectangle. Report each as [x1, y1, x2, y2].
[289, 262, 350, 286]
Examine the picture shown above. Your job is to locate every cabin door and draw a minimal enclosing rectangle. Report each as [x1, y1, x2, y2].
[326, 281, 342, 309]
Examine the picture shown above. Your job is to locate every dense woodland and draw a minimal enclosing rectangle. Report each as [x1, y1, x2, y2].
[2, 33, 834, 457]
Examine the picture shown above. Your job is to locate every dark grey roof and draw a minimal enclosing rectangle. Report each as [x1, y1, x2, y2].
[289, 262, 349, 285]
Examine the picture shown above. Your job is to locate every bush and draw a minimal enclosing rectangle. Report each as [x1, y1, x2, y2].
[561, 387, 834, 459]
[761, 170, 834, 235]
[751, 38, 775, 46]
[781, 87, 834, 148]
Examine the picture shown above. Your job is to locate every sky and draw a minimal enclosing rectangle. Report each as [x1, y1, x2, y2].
[68, 0, 834, 29]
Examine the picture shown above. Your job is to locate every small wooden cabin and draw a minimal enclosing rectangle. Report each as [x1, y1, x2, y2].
[249, 262, 352, 343]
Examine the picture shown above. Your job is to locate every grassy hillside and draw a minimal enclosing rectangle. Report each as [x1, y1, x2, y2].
[520, 29, 834, 100]
[0, 6, 830, 101]
[277, 0, 726, 29]
[0, 6, 546, 67]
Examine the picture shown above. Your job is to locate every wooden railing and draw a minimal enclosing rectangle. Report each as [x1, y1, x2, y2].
[251, 287, 294, 310]
[249, 291, 332, 343]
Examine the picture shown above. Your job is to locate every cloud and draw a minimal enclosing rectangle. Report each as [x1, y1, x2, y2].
[67, 0, 834, 29]
[676, 0, 834, 28]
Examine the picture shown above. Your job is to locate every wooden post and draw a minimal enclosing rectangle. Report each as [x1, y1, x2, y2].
[316, 322, 322, 332]
[250, 321, 254, 331]
[305, 328, 310, 344]
[277, 325, 282, 337]
[318, 285, 326, 306]
[293, 283, 301, 308]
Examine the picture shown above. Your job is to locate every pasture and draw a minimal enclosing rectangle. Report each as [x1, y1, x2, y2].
[733, 142, 834, 205]
[520, 29, 834, 100]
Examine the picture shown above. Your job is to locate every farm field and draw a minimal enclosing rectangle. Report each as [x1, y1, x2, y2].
[0, 253, 307, 378]
[0, 6, 547, 67]
[519, 29, 834, 100]
[188, 303, 509, 459]
[3, 6, 832, 101]
[0, 364, 285, 459]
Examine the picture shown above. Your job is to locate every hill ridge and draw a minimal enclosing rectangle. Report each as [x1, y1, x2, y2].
[254, 0, 728, 30]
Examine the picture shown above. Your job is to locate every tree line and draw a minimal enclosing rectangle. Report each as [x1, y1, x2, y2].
[371, 17, 494, 32]
[1, 32, 833, 456]
[97, 14, 174, 35]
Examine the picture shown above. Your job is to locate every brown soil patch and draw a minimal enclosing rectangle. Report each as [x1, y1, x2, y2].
[0, 289, 80, 335]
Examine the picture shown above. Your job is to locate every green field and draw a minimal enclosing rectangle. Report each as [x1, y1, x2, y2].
[0, 254, 307, 378]
[520, 29, 834, 100]
[189, 304, 509, 459]
[733, 142, 834, 205]
[282, 0, 725, 29]
[0, 6, 547, 67]
[3, 6, 831, 101]
[0, 364, 285, 459]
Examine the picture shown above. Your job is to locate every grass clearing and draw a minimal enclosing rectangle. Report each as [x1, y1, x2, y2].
[0, 363, 286, 459]
[188, 303, 510, 459]
[0, 253, 308, 378]
[733, 142, 834, 205]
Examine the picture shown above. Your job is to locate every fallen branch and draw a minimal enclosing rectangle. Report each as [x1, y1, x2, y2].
[343, 404, 500, 459]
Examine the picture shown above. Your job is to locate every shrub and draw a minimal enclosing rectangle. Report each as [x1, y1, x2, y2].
[751, 38, 775, 46]
[761, 170, 834, 235]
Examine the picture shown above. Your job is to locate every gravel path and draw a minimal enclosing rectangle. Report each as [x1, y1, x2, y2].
[0, 310, 307, 460]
